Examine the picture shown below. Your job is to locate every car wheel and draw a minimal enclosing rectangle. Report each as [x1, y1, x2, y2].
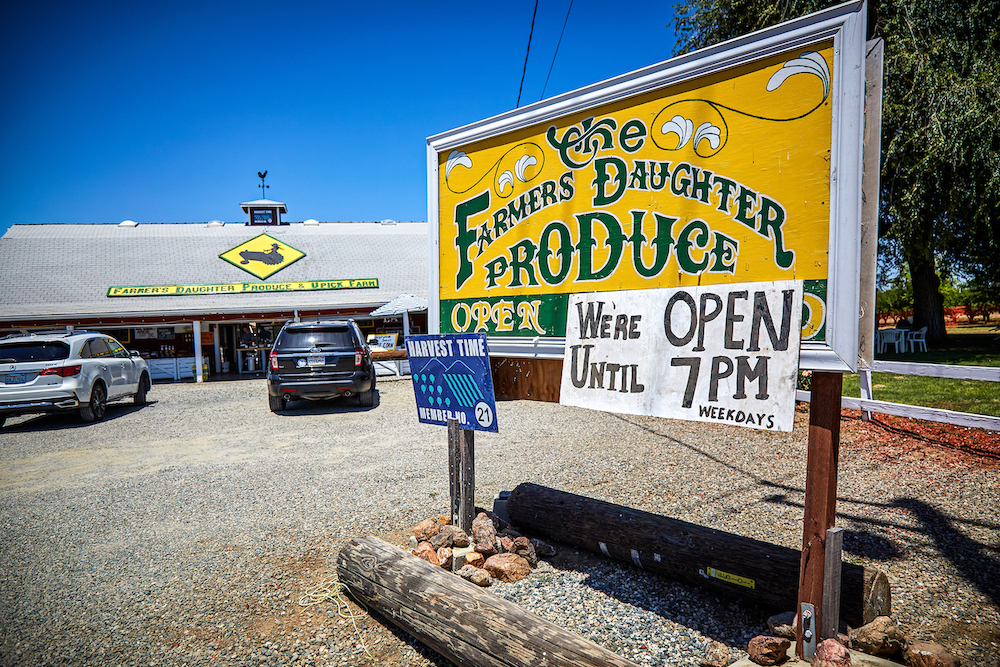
[134, 373, 150, 406]
[358, 380, 375, 407]
[268, 393, 286, 413]
[80, 381, 108, 423]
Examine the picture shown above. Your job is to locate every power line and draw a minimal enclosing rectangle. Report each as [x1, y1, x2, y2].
[516, 0, 539, 108]
[540, 0, 574, 101]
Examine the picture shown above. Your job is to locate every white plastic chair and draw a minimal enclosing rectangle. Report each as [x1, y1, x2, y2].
[907, 326, 928, 353]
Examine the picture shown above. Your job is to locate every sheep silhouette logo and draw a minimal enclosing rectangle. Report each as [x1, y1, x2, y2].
[220, 234, 305, 279]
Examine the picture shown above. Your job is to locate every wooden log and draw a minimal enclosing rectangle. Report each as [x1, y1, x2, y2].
[506, 483, 889, 628]
[337, 536, 641, 667]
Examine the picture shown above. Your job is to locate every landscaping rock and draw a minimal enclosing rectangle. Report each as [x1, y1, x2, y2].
[767, 611, 796, 639]
[700, 640, 731, 667]
[813, 638, 851, 667]
[747, 635, 790, 666]
[412, 518, 441, 542]
[471, 512, 497, 552]
[850, 616, 907, 658]
[457, 564, 492, 587]
[439, 524, 470, 547]
[511, 535, 538, 567]
[412, 541, 440, 567]
[437, 546, 453, 569]
[904, 641, 960, 667]
[483, 553, 531, 583]
[530, 537, 556, 558]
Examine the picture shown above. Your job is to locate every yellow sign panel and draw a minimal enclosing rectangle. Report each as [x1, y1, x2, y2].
[437, 43, 834, 339]
[107, 279, 378, 297]
[219, 233, 306, 279]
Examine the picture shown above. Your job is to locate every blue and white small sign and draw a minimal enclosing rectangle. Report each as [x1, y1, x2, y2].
[406, 333, 498, 433]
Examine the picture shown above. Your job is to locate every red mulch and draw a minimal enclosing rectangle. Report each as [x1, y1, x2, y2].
[837, 408, 1000, 468]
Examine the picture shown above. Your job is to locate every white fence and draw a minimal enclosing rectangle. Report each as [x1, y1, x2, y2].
[796, 361, 1000, 431]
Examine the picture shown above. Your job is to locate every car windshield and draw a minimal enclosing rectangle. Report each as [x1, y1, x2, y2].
[0, 341, 71, 362]
[277, 328, 355, 350]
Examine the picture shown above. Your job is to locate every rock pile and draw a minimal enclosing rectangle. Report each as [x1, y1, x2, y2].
[740, 613, 961, 667]
[408, 511, 554, 588]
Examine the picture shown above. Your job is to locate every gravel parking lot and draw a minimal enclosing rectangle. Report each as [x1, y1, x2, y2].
[1, 377, 998, 666]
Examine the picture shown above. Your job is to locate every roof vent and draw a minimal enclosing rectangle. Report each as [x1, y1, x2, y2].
[303, 218, 319, 226]
[119, 220, 138, 227]
[206, 220, 225, 227]
[380, 218, 397, 225]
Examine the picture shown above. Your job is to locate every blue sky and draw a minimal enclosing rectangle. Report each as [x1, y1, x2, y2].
[0, 1, 681, 237]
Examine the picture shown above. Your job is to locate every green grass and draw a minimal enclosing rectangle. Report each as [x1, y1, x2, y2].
[842, 325, 1000, 417]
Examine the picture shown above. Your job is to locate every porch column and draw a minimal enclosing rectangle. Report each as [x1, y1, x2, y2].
[193, 320, 203, 383]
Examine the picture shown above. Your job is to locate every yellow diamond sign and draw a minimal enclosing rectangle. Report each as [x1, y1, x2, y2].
[220, 233, 305, 280]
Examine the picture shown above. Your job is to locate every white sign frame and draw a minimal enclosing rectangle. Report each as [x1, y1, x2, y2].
[427, 1, 866, 372]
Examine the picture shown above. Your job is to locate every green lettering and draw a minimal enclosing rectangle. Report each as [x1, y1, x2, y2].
[758, 197, 794, 269]
[592, 157, 627, 206]
[676, 219, 712, 274]
[455, 191, 490, 290]
[619, 119, 646, 153]
[576, 212, 626, 281]
[734, 185, 757, 229]
[690, 166, 714, 203]
[538, 221, 573, 285]
[629, 210, 676, 278]
[670, 162, 692, 198]
[508, 239, 539, 288]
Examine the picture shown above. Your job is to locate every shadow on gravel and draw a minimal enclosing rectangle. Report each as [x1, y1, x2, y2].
[894, 497, 1000, 609]
[840, 528, 903, 561]
[0, 402, 155, 433]
[272, 390, 381, 416]
[363, 607, 452, 667]
[543, 537, 768, 648]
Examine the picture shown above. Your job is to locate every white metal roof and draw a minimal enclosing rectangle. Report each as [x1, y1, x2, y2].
[0, 222, 428, 322]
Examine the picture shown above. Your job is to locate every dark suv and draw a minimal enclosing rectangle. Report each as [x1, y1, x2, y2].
[266, 320, 375, 412]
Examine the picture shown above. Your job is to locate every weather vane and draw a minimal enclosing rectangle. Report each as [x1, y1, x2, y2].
[257, 170, 269, 198]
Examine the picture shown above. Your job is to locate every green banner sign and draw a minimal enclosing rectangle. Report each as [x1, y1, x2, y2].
[108, 279, 378, 297]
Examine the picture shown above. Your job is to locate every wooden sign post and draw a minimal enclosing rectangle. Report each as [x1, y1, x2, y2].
[448, 418, 475, 533]
[796, 371, 843, 658]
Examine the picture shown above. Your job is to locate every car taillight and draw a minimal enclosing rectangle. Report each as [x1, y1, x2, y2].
[269, 351, 279, 370]
[40, 365, 81, 377]
[354, 348, 363, 366]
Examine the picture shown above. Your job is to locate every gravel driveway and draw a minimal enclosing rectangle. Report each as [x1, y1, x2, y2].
[1, 378, 998, 666]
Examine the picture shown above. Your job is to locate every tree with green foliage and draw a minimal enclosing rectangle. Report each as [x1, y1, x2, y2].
[672, 0, 1000, 344]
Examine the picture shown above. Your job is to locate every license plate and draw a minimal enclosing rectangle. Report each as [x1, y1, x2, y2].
[4, 374, 27, 384]
[307, 355, 325, 366]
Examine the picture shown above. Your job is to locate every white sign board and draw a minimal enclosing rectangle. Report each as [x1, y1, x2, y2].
[560, 281, 803, 431]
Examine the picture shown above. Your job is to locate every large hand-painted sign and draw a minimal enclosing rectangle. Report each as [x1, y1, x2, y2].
[560, 281, 803, 431]
[406, 333, 499, 433]
[428, 1, 866, 372]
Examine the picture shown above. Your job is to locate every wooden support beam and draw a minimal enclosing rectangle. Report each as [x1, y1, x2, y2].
[337, 536, 641, 667]
[796, 371, 843, 656]
[507, 482, 888, 628]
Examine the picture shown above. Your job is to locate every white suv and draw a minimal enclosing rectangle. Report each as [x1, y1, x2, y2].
[0, 331, 151, 428]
